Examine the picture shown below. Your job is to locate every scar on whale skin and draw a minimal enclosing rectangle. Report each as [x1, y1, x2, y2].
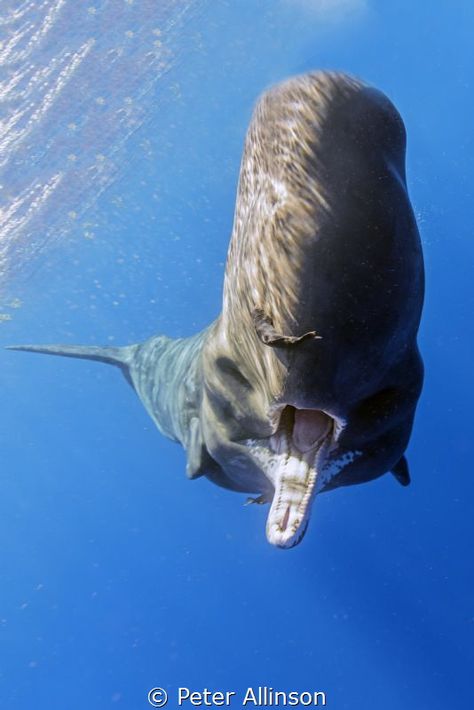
[8, 71, 424, 548]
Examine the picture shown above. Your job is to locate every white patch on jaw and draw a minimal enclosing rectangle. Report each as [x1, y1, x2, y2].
[244, 438, 275, 470]
[316, 450, 362, 491]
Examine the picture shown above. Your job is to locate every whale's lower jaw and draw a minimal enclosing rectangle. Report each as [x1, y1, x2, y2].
[265, 447, 319, 549]
[244, 407, 334, 549]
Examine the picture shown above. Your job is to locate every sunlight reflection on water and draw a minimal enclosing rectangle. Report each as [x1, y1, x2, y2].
[0, 0, 202, 289]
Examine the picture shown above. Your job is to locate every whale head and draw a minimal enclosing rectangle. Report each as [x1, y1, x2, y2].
[198, 71, 424, 548]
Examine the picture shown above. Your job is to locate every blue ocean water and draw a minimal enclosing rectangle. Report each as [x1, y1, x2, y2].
[1, 1, 473, 709]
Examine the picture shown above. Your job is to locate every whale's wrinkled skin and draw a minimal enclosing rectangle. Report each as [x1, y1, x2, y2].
[9, 71, 424, 548]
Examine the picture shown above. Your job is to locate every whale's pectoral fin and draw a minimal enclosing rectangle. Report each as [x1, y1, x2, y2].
[391, 455, 410, 486]
[252, 308, 321, 347]
[185, 417, 209, 480]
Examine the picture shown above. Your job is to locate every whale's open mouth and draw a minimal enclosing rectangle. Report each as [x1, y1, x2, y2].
[267, 407, 334, 548]
[246, 406, 334, 549]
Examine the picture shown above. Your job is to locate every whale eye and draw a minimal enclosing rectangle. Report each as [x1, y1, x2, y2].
[215, 357, 252, 391]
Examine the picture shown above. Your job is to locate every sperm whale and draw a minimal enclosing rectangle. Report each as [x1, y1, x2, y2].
[9, 71, 424, 548]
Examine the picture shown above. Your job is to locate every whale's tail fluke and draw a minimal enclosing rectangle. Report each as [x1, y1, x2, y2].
[6, 343, 135, 366]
